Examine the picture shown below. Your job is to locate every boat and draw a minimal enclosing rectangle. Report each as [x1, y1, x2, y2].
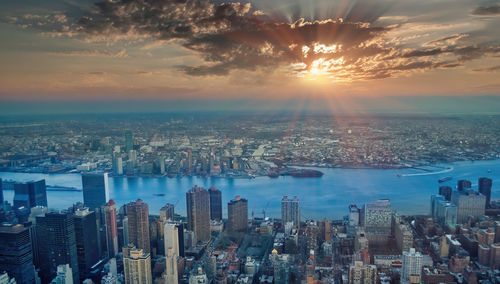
[289, 169, 324, 178]
[397, 174, 402, 177]
[438, 176, 452, 183]
[153, 193, 165, 196]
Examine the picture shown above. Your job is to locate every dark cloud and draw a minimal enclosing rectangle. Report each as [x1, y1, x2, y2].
[12, 0, 500, 81]
[471, 4, 500, 16]
[473, 65, 500, 72]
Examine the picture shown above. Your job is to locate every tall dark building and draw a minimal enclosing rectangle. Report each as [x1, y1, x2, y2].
[0, 223, 35, 284]
[186, 186, 211, 243]
[82, 173, 109, 211]
[36, 211, 79, 284]
[439, 186, 453, 201]
[208, 186, 222, 221]
[227, 196, 248, 232]
[0, 178, 3, 208]
[176, 223, 185, 257]
[479, 177, 493, 209]
[126, 199, 150, 253]
[282, 196, 300, 227]
[457, 180, 472, 192]
[13, 180, 47, 209]
[73, 208, 99, 281]
[125, 130, 133, 152]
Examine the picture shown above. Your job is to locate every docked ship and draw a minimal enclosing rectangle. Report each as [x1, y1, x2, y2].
[438, 176, 452, 183]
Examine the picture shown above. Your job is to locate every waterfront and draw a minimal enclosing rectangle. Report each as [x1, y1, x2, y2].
[1, 160, 499, 219]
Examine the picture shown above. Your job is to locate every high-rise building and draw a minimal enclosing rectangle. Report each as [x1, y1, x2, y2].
[360, 199, 393, 235]
[227, 196, 248, 232]
[490, 243, 500, 269]
[13, 180, 47, 209]
[439, 186, 452, 201]
[176, 223, 185, 257]
[186, 186, 211, 243]
[431, 196, 457, 227]
[348, 261, 377, 284]
[451, 190, 486, 224]
[318, 219, 332, 242]
[393, 217, 414, 254]
[126, 199, 150, 253]
[122, 245, 152, 284]
[164, 223, 179, 257]
[159, 203, 175, 222]
[36, 211, 79, 284]
[27, 206, 48, 269]
[478, 177, 492, 209]
[165, 248, 178, 284]
[208, 187, 222, 221]
[82, 173, 109, 211]
[51, 264, 73, 284]
[402, 248, 423, 282]
[125, 130, 134, 153]
[281, 196, 300, 227]
[349, 205, 360, 227]
[73, 208, 99, 281]
[104, 200, 119, 257]
[0, 178, 4, 210]
[112, 155, 123, 175]
[457, 180, 472, 192]
[0, 223, 35, 284]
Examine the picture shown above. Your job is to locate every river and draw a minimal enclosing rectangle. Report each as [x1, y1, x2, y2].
[1, 160, 499, 219]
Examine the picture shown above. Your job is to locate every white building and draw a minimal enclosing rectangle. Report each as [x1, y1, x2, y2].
[402, 248, 423, 282]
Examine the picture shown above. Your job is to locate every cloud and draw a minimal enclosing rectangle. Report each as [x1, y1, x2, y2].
[10, 0, 500, 82]
[46, 49, 128, 58]
[471, 4, 500, 16]
[473, 65, 500, 72]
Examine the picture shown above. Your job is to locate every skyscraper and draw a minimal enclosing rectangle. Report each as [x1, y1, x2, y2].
[164, 223, 179, 257]
[281, 196, 300, 227]
[227, 196, 248, 232]
[402, 248, 423, 282]
[13, 180, 47, 209]
[360, 199, 393, 236]
[0, 223, 35, 284]
[176, 223, 185, 257]
[208, 186, 222, 221]
[0, 178, 3, 210]
[112, 154, 123, 175]
[451, 190, 486, 224]
[82, 173, 109, 211]
[126, 199, 150, 253]
[125, 130, 133, 153]
[186, 186, 211, 243]
[104, 200, 119, 257]
[348, 205, 360, 227]
[122, 245, 152, 284]
[36, 211, 79, 284]
[73, 208, 99, 281]
[479, 177, 492, 209]
[439, 186, 452, 201]
[165, 248, 178, 284]
[160, 203, 175, 222]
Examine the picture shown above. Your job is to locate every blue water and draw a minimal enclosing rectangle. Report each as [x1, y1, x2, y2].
[1, 160, 499, 219]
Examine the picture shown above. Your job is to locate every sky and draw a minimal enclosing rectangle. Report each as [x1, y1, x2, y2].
[0, 0, 499, 111]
